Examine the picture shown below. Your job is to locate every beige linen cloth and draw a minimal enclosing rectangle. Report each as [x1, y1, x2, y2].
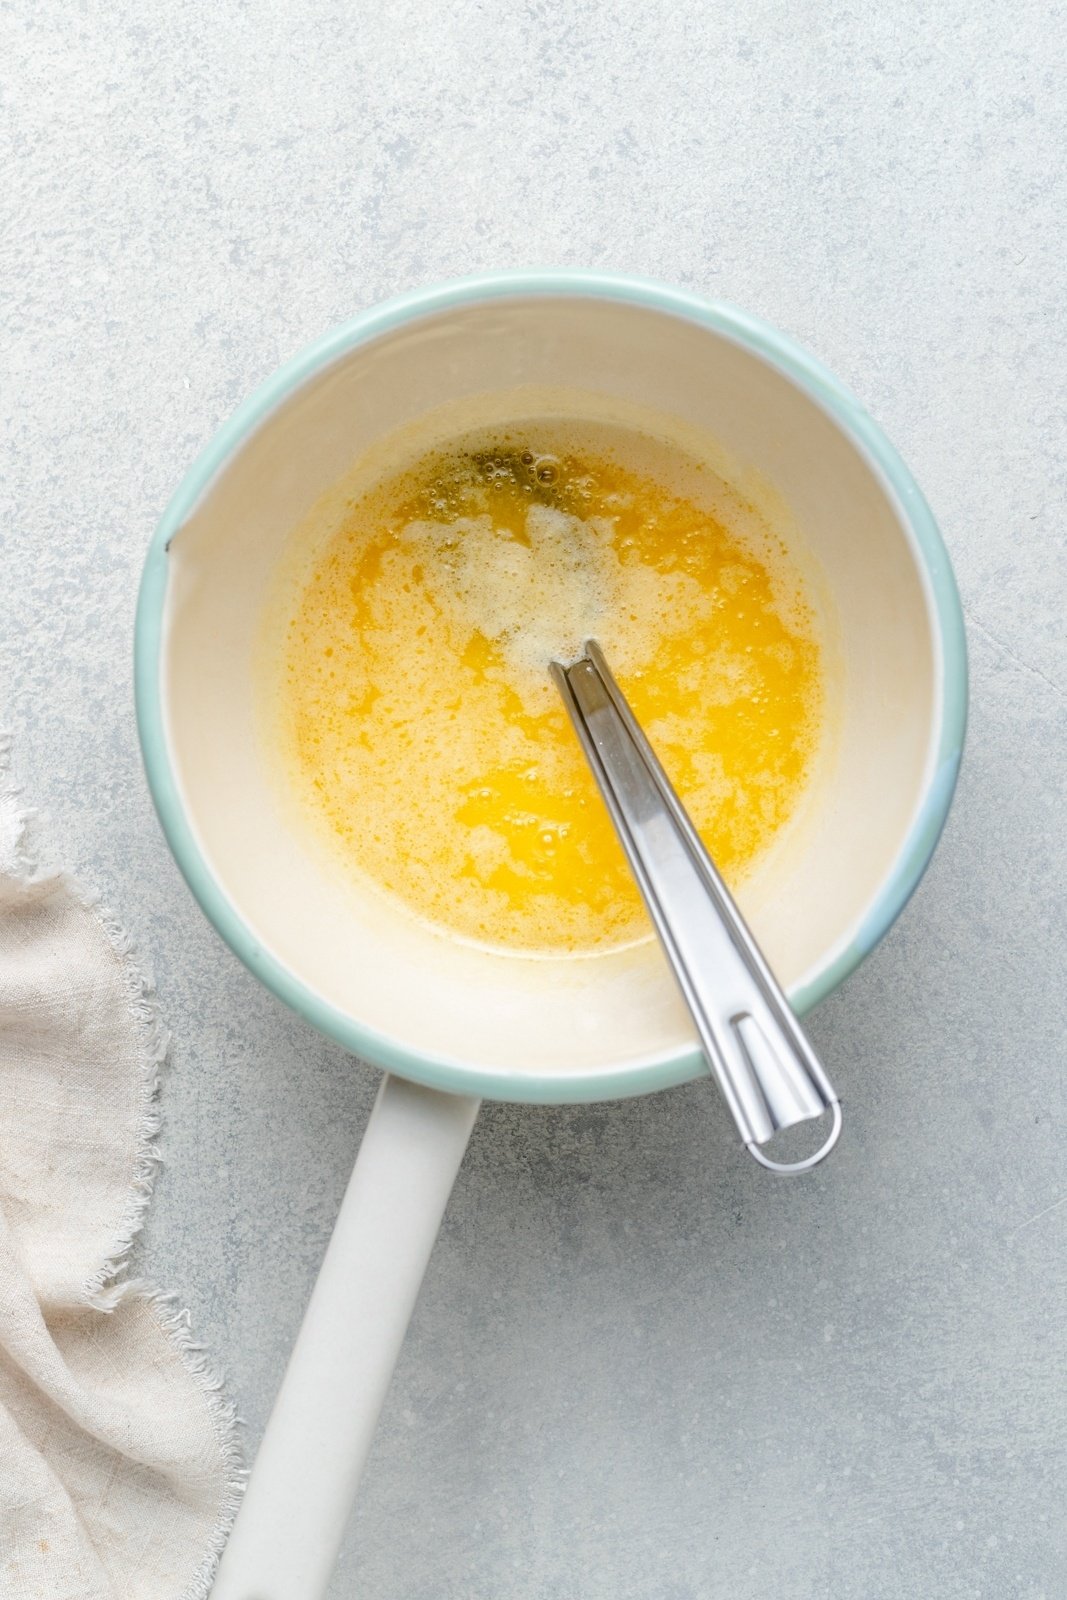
[0, 741, 241, 1598]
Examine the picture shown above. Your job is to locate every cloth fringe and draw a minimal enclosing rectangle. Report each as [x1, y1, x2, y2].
[0, 733, 244, 1598]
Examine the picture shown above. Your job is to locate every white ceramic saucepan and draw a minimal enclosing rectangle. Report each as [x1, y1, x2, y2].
[134, 272, 967, 1599]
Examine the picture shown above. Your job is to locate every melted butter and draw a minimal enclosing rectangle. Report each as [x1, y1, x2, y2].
[275, 431, 823, 954]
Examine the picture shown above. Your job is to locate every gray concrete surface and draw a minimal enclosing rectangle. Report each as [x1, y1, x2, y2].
[2, 3, 1065, 1596]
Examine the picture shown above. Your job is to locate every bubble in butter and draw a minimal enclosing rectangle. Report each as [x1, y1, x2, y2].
[272, 430, 824, 955]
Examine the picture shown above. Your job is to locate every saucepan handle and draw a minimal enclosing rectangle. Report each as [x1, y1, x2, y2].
[211, 1073, 480, 1600]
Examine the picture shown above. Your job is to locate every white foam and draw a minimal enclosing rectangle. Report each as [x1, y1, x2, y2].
[399, 502, 716, 713]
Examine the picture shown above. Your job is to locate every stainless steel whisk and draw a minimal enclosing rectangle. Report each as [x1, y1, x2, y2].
[551, 639, 842, 1174]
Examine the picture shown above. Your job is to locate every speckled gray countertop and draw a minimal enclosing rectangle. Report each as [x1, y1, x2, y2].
[2, 3, 1065, 1596]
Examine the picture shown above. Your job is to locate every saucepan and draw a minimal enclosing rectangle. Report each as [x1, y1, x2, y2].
[134, 271, 967, 1599]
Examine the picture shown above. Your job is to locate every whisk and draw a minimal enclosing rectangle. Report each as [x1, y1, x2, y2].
[551, 639, 841, 1174]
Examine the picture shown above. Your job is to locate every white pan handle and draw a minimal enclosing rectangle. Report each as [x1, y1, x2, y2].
[211, 1073, 480, 1600]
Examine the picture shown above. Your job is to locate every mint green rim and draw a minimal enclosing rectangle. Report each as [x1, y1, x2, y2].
[135, 270, 967, 1105]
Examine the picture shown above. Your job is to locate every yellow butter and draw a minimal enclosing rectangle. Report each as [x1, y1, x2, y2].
[275, 430, 823, 955]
